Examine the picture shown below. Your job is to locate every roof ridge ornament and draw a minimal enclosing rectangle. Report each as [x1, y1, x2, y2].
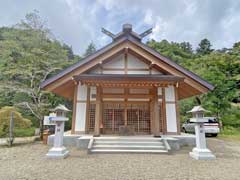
[101, 23, 152, 41]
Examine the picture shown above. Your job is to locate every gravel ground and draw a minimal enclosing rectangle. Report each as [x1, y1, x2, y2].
[1, 138, 240, 180]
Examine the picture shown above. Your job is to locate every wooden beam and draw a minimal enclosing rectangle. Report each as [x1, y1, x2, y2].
[85, 86, 90, 133]
[153, 87, 160, 137]
[71, 83, 78, 134]
[161, 87, 167, 134]
[174, 86, 181, 135]
[45, 42, 127, 91]
[102, 94, 153, 99]
[94, 86, 102, 136]
[150, 89, 154, 134]
[124, 48, 128, 74]
[127, 42, 209, 93]
[124, 88, 128, 126]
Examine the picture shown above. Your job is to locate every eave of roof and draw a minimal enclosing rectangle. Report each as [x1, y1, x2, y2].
[40, 35, 214, 91]
[73, 74, 184, 82]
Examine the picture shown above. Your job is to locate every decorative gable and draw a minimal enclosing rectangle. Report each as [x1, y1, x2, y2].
[88, 52, 163, 75]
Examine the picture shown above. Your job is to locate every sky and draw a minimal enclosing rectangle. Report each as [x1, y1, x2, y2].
[1, 0, 240, 55]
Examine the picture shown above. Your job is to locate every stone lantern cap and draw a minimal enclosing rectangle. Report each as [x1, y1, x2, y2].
[188, 106, 210, 123]
[187, 106, 210, 113]
[50, 104, 71, 112]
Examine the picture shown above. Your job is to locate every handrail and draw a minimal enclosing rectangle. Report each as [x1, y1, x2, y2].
[87, 137, 94, 153]
[163, 138, 171, 151]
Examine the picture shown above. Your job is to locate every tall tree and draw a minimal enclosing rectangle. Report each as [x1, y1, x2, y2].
[84, 42, 96, 57]
[196, 38, 213, 55]
[0, 11, 75, 136]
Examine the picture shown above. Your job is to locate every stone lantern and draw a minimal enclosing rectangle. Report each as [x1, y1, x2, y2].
[46, 104, 70, 158]
[188, 106, 216, 160]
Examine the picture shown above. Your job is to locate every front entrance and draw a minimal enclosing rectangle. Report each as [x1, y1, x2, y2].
[102, 102, 151, 134]
[87, 102, 151, 134]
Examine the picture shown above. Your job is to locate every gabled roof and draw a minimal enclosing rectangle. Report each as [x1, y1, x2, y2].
[41, 24, 214, 100]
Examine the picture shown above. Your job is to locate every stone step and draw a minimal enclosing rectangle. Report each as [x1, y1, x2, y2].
[94, 141, 164, 146]
[93, 137, 162, 142]
[90, 149, 168, 154]
[92, 144, 166, 150]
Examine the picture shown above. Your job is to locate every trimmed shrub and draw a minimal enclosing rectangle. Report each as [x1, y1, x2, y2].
[0, 106, 32, 137]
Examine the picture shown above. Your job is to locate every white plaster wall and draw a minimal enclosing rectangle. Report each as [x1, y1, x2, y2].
[90, 86, 96, 101]
[129, 88, 149, 94]
[103, 98, 124, 101]
[151, 68, 163, 74]
[103, 54, 124, 68]
[166, 103, 177, 133]
[89, 67, 101, 74]
[127, 70, 149, 74]
[103, 88, 124, 94]
[75, 84, 87, 132]
[165, 86, 175, 102]
[157, 87, 162, 95]
[128, 98, 149, 101]
[103, 70, 125, 74]
[77, 84, 87, 101]
[75, 103, 86, 132]
[128, 54, 148, 68]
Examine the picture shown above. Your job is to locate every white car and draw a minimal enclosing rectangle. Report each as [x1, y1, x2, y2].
[182, 117, 220, 137]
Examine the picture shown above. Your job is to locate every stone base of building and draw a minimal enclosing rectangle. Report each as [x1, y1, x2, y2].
[46, 146, 69, 159]
[189, 147, 216, 160]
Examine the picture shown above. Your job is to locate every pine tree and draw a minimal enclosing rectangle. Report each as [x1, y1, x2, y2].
[196, 38, 213, 55]
[84, 42, 96, 57]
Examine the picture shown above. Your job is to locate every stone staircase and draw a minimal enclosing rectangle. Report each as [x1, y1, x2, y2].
[88, 137, 170, 154]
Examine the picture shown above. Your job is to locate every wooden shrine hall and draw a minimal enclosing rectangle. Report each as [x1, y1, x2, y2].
[41, 24, 214, 137]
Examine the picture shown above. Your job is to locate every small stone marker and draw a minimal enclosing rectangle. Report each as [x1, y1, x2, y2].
[188, 106, 216, 160]
[46, 104, 70, 159]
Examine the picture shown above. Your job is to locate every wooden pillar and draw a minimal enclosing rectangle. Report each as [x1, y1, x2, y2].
[85, 86, 90, 134]
[124, 88, 128, 126]
[150, 89, 155, 134]
[153, 87, 160, 137]
[162, 87, 167, 134]
[175, 85, 181, 135]
[71, 82, 78, 134]
[94, 86, 102, 136]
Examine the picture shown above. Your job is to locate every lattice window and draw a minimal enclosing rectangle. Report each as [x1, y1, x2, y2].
[159, 103, 163, 132]
[102, 103, 124, 134]
[127, 103, 150, 133]
[88, 103, 96, 132]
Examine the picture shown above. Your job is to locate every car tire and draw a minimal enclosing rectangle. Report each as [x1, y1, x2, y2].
[211, 134, 218, 137]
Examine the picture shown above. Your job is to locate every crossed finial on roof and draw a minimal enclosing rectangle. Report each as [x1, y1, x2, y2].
[102, 23, 152, 41]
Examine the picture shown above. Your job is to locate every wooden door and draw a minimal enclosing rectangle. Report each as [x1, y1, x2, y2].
[127, 103, 150, 134]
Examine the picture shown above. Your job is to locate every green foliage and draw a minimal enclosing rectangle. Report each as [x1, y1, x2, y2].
[84, 42, 96, 57]
[147, 38, 240, 128]
[219, 126, 240, 141]
[196, 38, 213, 55]
[0, 11, 79, 131]
[0, 11, 239, 134]
[221, 106, 240, 127]
[0, 106, 32, 137]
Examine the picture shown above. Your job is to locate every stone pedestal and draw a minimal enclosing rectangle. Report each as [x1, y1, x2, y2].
[189, 123, 215, 160]
[190, 147, 215, 160]
[46, 117, 69, 159]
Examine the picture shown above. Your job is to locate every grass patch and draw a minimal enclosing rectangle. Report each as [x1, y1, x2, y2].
[14, 127, 35, 137]
[0, 127, 35, 138]
[218, 126, 240, 141]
